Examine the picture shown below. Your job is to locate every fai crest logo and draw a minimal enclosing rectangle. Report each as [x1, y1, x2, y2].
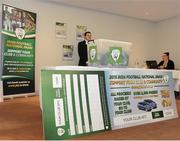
[57, 128, 65, 136]
[111, 49, 120, 62]
[163, 75, 169, 83]
[90, 48, 96, 61]
[15, 28, 25, 40]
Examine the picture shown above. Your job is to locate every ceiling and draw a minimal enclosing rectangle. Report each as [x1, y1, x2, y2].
[45, 0, 180, 22]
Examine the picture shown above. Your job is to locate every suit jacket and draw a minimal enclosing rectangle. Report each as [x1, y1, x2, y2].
[78, 40, 88, 66]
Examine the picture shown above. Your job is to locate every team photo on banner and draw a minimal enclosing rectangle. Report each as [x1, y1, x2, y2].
[1, 4, 36, 95]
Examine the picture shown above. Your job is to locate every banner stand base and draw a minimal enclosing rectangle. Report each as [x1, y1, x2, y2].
[3, 93, 36, 100]
[0, 81, 3, 102]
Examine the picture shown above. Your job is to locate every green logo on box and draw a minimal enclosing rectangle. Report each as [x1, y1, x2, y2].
[152, 111, 164, 119]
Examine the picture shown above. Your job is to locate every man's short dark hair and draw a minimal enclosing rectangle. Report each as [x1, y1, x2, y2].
[163, 52, 169, 56]
[84, 31, 91, 36]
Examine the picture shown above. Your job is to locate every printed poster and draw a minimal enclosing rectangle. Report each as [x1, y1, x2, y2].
[108, 47, 123, 65]
[62, 45, 73, 61]
[105, 69, 178, 129]
[41, 67, 178, 139]
[41, 69, 111, 140]
[76, 25, 87, 40]
[88, 43, 98, 65]
[1, 4, 36, 95]
[55, 22, 67, 38]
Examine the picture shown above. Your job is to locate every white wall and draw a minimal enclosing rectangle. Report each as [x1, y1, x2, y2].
[2, 0, 157, 91]
[153, 17, 180, 69]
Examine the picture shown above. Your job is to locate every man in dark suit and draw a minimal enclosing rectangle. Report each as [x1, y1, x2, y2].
[157, 52, 175, 70]
[78, 31, 92, 66]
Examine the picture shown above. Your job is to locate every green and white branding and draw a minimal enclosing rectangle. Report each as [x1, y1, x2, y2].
[108, 47, 122, 65]
[106, 69, 178, 129]
[15, 28, 26, 40]
[1, 4, 36, 95]
[41, 67, 178, 140]
[88, 44, 98, 65]
[41, 69, 111, 140]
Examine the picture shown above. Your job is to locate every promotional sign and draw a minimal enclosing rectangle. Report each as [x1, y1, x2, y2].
[105, 69, 178, 129]
[94, 39, 131, 66]
[1, 4, 36, 95]
[76, 25, 87, 40]
[62, 45, 73, 61]
[108, 47, 122, 65]
[41, 69, 111, 140]
[88, 43, 98, 65]
[55, 22, 67, 38]
[41, 67, 178, 139]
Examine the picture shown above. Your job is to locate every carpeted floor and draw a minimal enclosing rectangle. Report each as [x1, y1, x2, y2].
[0, 96, 43, 140]
[0, 96, 180, 140]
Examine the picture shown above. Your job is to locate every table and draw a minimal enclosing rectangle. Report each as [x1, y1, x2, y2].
[172, 70, 180, 93]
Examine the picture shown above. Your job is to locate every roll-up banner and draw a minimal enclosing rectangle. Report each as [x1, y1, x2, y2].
[1, 4, 36, 95]
[40, 67, 178, 140]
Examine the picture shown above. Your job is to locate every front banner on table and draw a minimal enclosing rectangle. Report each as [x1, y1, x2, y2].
[41, 69, 111, 140]
[105, 69, 178, 129]
[41, 67, 178, 139]
[1, 4, 36, 95]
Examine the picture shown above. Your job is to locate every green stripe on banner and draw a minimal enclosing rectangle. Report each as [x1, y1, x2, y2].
[62, 74, 70, 135]
[99, 73, 111, 130]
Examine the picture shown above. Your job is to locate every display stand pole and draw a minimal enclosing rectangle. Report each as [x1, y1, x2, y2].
[0, 81, 3, 102]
